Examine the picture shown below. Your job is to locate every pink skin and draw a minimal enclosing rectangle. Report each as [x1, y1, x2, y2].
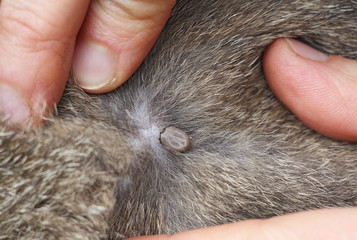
[0, 0, 175, 125]
[72, 0, 176, 93]
[264, 38, 357, 141]
[126, 208, 357, 240]
[0, 0, 89, 125]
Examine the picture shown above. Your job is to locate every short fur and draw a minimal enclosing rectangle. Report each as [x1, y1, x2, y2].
[1, 0, 357, 239]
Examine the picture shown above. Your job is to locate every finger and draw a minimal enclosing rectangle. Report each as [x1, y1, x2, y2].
[126, 207, 357, 240]
[0, 0, 89, 126]
[263, 38, 357, 141]
[71, 0, 176, 94]
[126, 235, 169, 240]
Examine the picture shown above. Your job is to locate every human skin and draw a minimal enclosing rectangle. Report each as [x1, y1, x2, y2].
[126, 207, 357, 240]
[264, 38, 357, 142]
[1, 0, 357, 141]
[0, 0, 175, 125]
[1, 1, 357, 140]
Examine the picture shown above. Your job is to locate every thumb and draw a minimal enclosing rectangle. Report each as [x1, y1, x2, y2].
[0, 0, 89, 126]
[263, 38, 357, 141]
[71, 0, 176, 94]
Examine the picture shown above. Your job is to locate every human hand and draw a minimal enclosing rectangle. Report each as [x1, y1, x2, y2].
[125, 207, 357, 240]
[0, 0, 175, 126]
[264, 38, 357, 142]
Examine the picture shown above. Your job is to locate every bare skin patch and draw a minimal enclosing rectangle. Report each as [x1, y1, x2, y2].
[160, 126, 190, 153]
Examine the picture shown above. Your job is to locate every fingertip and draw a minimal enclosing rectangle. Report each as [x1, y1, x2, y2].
[0, 0, 90, 126]
[71, 40, 121, 94]
[71, 0, 176, 94]
[263, 38, 328, 129]
[264, 208, 357, 240]
[0, 80, 57, 127]
[263, 38, 357, 141]
[0, 84, 32, 126]
[124, 234, 170, 240]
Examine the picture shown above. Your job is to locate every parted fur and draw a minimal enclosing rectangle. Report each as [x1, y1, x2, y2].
[1, 0, 357, 239]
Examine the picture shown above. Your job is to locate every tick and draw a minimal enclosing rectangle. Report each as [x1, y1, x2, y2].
[160, 126, 190, 153]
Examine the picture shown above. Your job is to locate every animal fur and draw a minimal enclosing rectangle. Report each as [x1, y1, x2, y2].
[1, 0, 357, 239]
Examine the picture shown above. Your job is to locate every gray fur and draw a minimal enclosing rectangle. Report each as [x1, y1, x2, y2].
[1, 0, 357, 239]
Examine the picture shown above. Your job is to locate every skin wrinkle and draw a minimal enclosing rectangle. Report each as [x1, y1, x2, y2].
[2, 1, 77, 41]
[84, 2, 162, 46]
[0, 1, 88, 125]
[1, 14, 42, 41]
[0, 2, 80, 63]
[2, 30, 72, 64]
[93, 0, 172, 25]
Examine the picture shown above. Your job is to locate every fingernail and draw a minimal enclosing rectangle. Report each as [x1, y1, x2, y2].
[0, 84, 31, 125]
[72, 40, 116, 91]
[285, 38, 329, 62]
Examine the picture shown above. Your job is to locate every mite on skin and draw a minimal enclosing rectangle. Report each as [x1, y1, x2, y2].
[0, 0, 356, 240]
[160, 126, 191, 153]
